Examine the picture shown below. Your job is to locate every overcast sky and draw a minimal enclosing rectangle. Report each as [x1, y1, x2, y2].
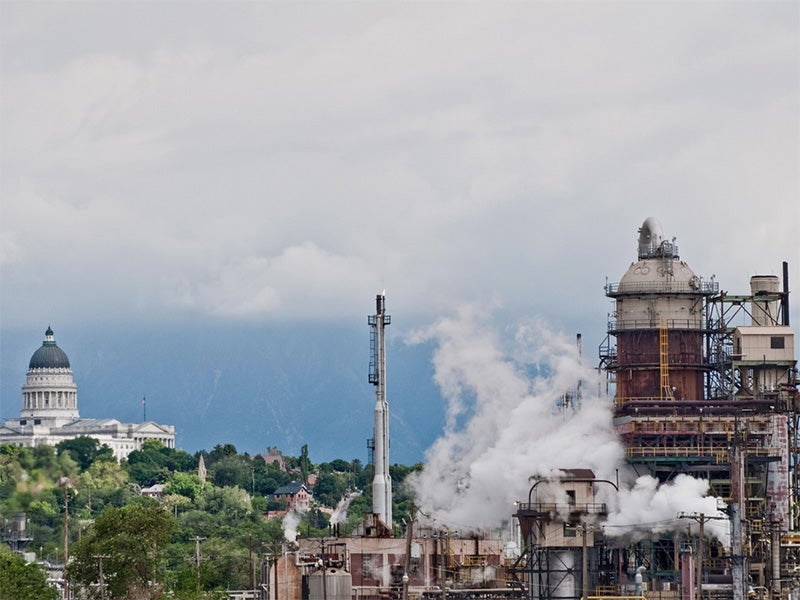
[2, 1, 799, 351]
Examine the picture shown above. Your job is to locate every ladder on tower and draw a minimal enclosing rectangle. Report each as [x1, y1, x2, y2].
[660, 319, 674, 401]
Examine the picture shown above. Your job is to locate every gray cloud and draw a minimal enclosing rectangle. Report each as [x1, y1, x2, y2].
[1, 1, 798, 343]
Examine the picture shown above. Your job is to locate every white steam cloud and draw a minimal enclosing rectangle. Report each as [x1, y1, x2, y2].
[407, 305, 730, 544]
[406, 306, 623, 530]
[282, 508, 306, 543]
[604, 474, 730, 546]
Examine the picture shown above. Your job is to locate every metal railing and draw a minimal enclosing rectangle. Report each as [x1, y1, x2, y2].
[515, 502, 607, 515]
[607, 317, 706, 331]
[615, 396, 669, 407]
[606, 280, 719, 295]
[624, 447, 728, 463]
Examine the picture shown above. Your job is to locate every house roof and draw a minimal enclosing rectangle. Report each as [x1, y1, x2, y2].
[273, 481, 309, 495]
[560, 468, 596, 479]
[734, 326, 793, 336]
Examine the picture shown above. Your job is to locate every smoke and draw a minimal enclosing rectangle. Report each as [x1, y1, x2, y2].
[604, 474, 730, 546]
[406, 305, 624, 531]
[406, 305, 730, 545]
[283, 508, 306, 542]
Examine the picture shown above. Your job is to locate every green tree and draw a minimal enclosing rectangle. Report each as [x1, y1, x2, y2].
[0, 549, 58, 600]
[77, 458, 129, 514]
[342, 493, 371, 534]
[313, 472, 346, 507]
[259, 461, 292, 495]
[330, 458, 352, 472]
[165, 472, 204, 501]
[299, 444, 311, 482]
[206, 443, 238, 465]
[210, 454, 250, 489]
[356, 464, 373, 498]
[126, 440, 172, 486]
[56, 436, 114, 471]
[199, 486, 252, 522]
[27, 498, 58, 524]
[30, 445, 59, 475]
[67, 500, 176, 599]
[389, 462, 424, 484]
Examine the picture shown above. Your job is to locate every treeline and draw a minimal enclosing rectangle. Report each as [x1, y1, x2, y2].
[0, 438, 422, 599]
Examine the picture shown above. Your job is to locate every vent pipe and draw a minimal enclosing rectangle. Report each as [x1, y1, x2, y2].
[783, 261, 790, 326]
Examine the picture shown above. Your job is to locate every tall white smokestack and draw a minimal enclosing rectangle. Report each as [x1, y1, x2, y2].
[369, 292, 392, 530]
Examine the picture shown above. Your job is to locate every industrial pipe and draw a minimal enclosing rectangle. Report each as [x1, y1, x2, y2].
[638, 217, 665, 259]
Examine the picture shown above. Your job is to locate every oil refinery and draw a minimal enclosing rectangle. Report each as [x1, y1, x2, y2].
[268, 217, 798, 600]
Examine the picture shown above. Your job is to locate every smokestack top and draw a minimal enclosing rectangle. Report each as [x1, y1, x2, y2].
[637, 217, 678, 260]
[376, 292, 386, 314]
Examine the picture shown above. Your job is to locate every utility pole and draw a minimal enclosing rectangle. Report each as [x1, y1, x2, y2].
[93, 554, 110, 600]
[64, 485, 69, 564]
[59, 477, 72, 600]
[318, 538, 328, 600]
[403, 504, 415, 600]
[191, 536, 207, 589]
[678, 512, 726, 600]
[581, 524, 589, 600]
[271, 545, 283, 600]
[247, 534, 257, 592]
[284, 543, 289, 600]
[439, 529, 448, 600]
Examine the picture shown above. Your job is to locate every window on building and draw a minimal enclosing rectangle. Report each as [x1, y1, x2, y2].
[770, 336, 785, 349]
[563, 524, 577, 538]
[566, 490, 576, 506]
[362, 554, 373, 578]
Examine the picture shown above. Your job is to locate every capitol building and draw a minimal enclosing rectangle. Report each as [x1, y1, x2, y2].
[0, 327, 175, 459]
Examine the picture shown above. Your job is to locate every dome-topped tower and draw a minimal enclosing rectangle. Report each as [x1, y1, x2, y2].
[21, 327, 79, 423]
[28, 326, 71, 369]
[2, 327, 175, 459]
[605, 218, 718, 407]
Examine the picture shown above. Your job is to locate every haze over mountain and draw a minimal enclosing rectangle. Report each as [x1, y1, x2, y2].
[0, 319, 444, 464]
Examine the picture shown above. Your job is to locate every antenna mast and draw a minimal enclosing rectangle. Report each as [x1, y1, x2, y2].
[368, 292, 392, 530]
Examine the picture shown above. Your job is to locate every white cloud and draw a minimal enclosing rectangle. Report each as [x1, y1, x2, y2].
[0, 232, 22, 267]
[1, 1, 797, 336]
[177, 242, 377, 318]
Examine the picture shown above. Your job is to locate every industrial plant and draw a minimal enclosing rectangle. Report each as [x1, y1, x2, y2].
[269, 218, 798, 600]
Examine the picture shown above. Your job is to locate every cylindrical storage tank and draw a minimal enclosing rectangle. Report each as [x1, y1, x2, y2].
[750, 275, 781, 326]
[11, 513, 26, 533]
[272, 555, 303, 600]
[307, 569, 352, 600]
[548, 550, 578, 599]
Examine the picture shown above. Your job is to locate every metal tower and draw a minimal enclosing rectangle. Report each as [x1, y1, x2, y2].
[369, 292, 392, 531]
[599, 218, 799, 598]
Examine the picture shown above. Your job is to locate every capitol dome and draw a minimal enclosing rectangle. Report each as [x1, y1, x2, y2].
[28, 327, 71, 370]
[3, 326, 176, 458]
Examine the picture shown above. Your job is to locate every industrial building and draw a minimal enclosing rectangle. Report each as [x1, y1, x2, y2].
[262, 294, 525, 600]
[267, 534, 516, 600]
[264, 218, 797, 600]
[517, 218, 798, 600]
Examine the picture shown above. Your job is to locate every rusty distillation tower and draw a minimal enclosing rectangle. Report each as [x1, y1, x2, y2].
[599, 217, 799, 600]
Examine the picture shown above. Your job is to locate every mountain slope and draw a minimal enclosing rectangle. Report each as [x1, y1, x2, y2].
[0, 321, 441, 465]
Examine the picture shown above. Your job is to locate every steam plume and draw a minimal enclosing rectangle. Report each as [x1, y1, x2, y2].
[283, 508, 306, 542]
[406, 306, 623, 530]
[604, 474, 730, 546]
[407, 306, 730, 543]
